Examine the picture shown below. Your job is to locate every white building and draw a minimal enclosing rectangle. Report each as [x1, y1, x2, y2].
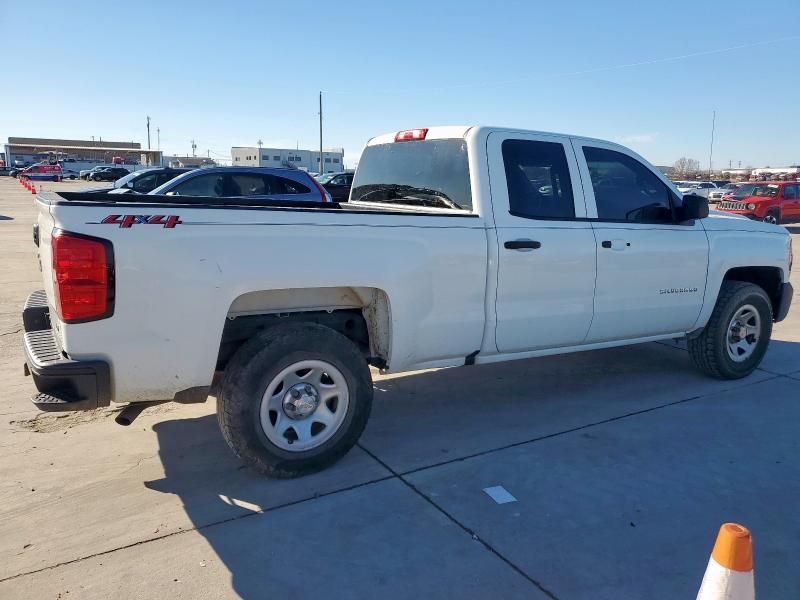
[751, 166, 800, 177]
[231, 146, 345, 174]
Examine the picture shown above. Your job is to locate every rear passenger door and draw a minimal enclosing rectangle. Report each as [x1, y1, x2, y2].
[490, 132, 597, 353]
[573, 140, 708, 342]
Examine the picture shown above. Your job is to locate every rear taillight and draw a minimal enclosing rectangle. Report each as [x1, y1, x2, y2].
[395, 128, 428, 142]
[308, 175, 331, 203]
[51, 230, 114, 323]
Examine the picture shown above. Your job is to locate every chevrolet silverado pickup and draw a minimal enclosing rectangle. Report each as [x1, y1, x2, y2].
[23, 126, 794, 477]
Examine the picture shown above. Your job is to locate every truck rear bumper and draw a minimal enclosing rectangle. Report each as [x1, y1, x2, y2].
[22, 290, 111, 412]
[775, 282, 794, 322]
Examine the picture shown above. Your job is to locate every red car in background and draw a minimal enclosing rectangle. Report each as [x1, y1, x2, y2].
[716, 181, 800, 225]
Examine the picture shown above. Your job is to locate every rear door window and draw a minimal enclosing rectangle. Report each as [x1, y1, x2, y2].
[227, 173, 266, 196]
[501, 139, 575, 219]
[583, 147, 675, 223]
[351, 139, 472, 210]
[266, 175, 310, 194]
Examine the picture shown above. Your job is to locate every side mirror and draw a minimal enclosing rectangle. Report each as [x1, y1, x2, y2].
[681, 194, 709, 221]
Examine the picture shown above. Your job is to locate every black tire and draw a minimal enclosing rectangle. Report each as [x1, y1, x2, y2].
[688, 281, 773, 379]
[763, 210, 780, 225]
[92, 174, 101, 181]
[217, 322, 373, 478]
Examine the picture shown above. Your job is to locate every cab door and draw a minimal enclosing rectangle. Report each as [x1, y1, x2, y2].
[781, 184, 800, 219]
[572, 139, 708, 342]
[490, 131, 596, 353]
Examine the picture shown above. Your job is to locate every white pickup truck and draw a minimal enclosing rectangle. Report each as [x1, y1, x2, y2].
[23, 126, 793, 477]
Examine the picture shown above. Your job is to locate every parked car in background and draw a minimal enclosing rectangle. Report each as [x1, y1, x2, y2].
[89, 166, 130, 182]
[148, 167, 331, 202]
[716, 181, 800, 224]
[82, 168, 194, 194]
[20, 162, 63, 181]
[316, 171, 354, 202]
[80, 166, 110, 180]
[708, 182, 742, 203]
[676, 181, 717, 198]
[61, 169, 79, 180]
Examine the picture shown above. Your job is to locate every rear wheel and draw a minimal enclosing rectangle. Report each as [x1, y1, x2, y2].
[217, 322, 373, 477]
[688, 281, 772, 379]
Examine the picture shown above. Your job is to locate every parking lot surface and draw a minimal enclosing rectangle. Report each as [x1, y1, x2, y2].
[1, 177, 799, 599]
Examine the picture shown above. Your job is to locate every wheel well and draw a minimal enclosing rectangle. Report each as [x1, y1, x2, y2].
[724, 266, 783, 316]
[215, 287, 391, 371]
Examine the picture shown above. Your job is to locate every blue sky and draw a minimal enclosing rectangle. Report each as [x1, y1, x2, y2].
[1, 0, 798, 169]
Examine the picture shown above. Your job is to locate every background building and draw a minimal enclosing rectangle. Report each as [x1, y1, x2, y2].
[4, 137, 162, 171]
[231, 146, 345, 174]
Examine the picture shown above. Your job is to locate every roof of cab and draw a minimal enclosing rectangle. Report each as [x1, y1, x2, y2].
[365, 125, 634, 152]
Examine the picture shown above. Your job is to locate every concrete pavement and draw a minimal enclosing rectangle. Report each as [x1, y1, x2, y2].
[1, 177, 798, 598]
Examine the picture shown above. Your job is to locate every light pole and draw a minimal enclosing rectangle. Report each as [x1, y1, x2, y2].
[146, 116, 151, 150]
[319, 91, 323, 174]
[708, 110, 716, 178]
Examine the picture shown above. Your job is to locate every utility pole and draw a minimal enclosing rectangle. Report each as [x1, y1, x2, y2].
[257, 139, 263, 166]
[708, 110, 716, 178]
[146, 116, 151, 149]
[157, 128, 160, 150]
[319, 91, 323, 174]
[191, 139, 197, 157]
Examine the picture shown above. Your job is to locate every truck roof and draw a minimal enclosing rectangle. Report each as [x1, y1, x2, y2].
[365, 125, 634, 154]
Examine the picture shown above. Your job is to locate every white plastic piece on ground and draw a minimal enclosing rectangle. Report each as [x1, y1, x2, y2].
[696, 557, 755, 600]
[482, 486, 517, 504]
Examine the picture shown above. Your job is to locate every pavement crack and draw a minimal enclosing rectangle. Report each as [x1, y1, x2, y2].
[0, 328, 22, 337]
[0, 474, 394, 584]
[398, 372, 784, 478]
[357, 443, 560, 600]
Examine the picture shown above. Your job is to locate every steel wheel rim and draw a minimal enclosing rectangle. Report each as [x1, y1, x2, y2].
[763, 214, 777, 224]
[726, 304, 761, 363]
[259, 359, 349, 452]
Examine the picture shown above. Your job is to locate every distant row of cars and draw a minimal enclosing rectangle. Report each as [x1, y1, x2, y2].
[74, 165, 355, 202]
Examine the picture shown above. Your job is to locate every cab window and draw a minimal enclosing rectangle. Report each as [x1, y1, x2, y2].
[502, 139, 575, 219]
[583, 147, 675, 223]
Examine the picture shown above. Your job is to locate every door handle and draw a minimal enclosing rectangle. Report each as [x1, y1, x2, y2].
[601, 240, 631, 250]
[504, 240, 542, 250]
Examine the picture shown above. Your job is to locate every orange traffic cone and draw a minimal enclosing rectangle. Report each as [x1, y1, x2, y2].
[696, 523, 754, 600]
[31, 182, 37, 195]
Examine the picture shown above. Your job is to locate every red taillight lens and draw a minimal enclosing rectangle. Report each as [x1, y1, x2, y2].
[308, 174, 331, 202]
[52, 231, 114, 323]
[395, 128, 428, 142]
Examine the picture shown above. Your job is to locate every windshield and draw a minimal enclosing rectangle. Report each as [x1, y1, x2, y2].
[733, 184, 779, 198]
[351, 139, 472, 210]
[316, 173, 337, 184]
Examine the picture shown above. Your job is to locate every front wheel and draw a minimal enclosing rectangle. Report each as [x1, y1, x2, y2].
[763, 210, 780, 225]
[688, 281, 772, 379]
[92, 175, 101, 181]
[217, 322, 373, 478]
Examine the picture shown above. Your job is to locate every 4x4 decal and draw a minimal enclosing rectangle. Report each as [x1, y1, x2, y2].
[101, 215, 182, 228]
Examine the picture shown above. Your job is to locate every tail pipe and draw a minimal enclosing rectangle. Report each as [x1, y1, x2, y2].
[115, 401, 167, 426]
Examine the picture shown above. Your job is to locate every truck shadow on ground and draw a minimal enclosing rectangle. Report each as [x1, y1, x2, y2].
[143, 339, 800, 597]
